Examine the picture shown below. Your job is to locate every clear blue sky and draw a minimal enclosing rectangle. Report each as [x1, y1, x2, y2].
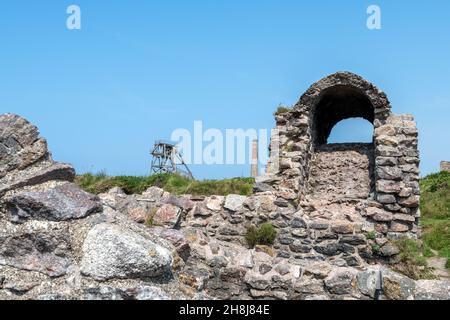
[1, 1, 449, 179]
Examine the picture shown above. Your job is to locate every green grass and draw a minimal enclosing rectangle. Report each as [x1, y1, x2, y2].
[393, 239, 432, 280]
[421, 219, 450, 260]
[382, 171, 450, 278]
[420, 171, 450, 220]
[274, 104, 292, 116]
[75, 172, 254, 196]
[420, 171, 450, 270]
[245, 223, 277, 248]
[366, 231, 376, 240]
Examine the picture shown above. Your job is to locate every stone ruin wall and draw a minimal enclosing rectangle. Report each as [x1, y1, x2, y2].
[194, 72, 421, 268]
[2, 84, 449, 301]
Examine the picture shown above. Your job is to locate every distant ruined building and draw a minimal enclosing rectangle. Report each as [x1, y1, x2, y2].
[441, 161, 450, 172]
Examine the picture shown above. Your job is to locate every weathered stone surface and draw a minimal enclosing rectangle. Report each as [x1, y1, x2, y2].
[308, 144, 373, 200]
[244, 272, 271, 290]
[253, 194, 277, 212]
[179, 266, 211, 291]
[398, 195, 420, 208]
[376, 157, 398, 166]
[4, 182, 102, 223]
[376, 135, 398, 147]
[204, 196, 224, 212]
[250, 289, 288, 300]
[150, 227, 191, 262]
[375, 125, 396, 137]
[376, 146, 402, 157]
[0, 223, 72, 277]
[373, 210, 394, 222]
[224, 194, 246, 212]
[80, 223, 173, 281]
[390, 221, 410, 232]
[398, 187, 413, 198]
[83, 285, 171, 300]
[382, 269, 415, 300]
[0, 162, 76, 196]
[141, 186, 164, 202]
[97, 187, 125, 209]
[377, 167, 402, 180]
[253, 183, 273, 193]
[415, 280, 450, 300]
[82, 286, 128, 300]
[161, 194, 195, 212]
[289, 241, 311, 253]
[331, 221, 354, 234]
[127, 205, 150, 224]
[290, 216, 307, 229]
[324, 268, 357, 295]
[356, 268, 380, 298]
[153, 204, 182, 228]
[115, 195, 152, 223]
[309, 219, 329, 230]
[377, 194, 397, 204]
[294, 277, 325, 295]
[276, 188, 297, 200]
[0, 114, 48, 178]
[124, 285, 171, 300]
[376, 180, 403, 194]
[37, 294, 69, 300]
[379, 243, 400, 257]
[339, 235, 366, 246]
[190, 203, 212, 218]
[314, 242, 340, 256]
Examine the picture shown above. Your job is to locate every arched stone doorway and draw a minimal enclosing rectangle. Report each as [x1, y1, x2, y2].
[311, 85, 375, 147]
[308, 84, 378, 200]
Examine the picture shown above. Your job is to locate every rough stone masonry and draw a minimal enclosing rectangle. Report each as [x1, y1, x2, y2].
[1, 72, 449, 301]
[261, 72, 421, 266]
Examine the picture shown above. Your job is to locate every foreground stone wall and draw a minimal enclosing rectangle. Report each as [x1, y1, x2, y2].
[100, 186, 450, 300]
[0, 113, 448, 301]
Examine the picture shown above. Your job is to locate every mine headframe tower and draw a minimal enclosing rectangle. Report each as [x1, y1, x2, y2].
[150, 141, 194, 179]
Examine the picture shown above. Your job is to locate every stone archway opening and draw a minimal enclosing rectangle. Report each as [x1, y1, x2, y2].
[328, 118, 374, 144]
[308, 85, 376, 200]
[312, 85, 375, 146]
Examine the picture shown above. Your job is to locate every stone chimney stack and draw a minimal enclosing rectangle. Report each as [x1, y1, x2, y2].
[251, 139, 258, 178]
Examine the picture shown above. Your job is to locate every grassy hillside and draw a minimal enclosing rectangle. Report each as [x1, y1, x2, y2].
[420, 171, 450, 268]
[75, 172, 254, 196]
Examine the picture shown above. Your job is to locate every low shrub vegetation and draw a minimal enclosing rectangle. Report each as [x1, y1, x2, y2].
[366, 231, 376, 240]
[274, 104, 291, 116]
[245, 223, 277, 248]
[75, 172, 254, 196]
[393, 239, 433, 280]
